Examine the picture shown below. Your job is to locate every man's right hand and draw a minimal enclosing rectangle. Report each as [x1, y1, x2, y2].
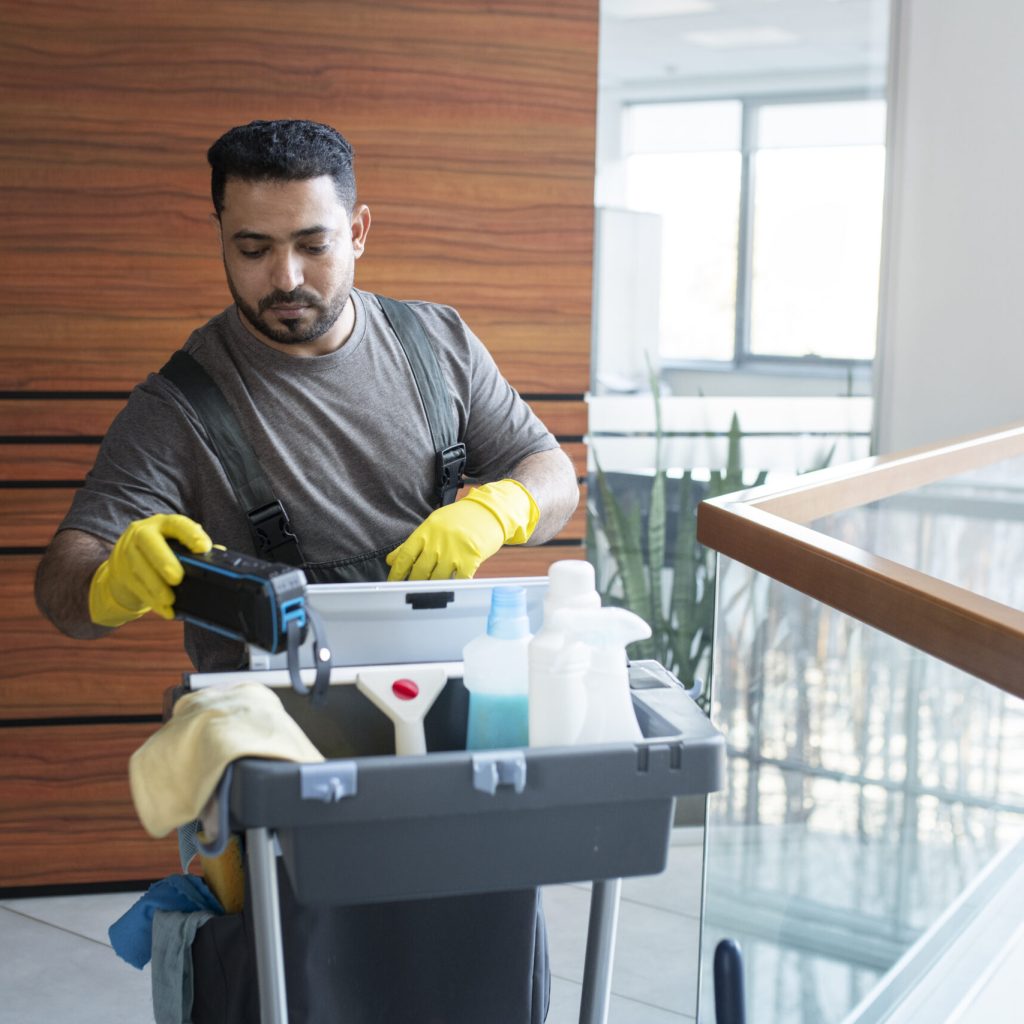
[88, 514, 212, 627]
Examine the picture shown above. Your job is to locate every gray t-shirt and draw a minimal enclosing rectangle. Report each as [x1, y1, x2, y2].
[61, 289, 557, 669]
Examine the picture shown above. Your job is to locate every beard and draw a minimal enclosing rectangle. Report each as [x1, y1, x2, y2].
[225, 270, 351, 347]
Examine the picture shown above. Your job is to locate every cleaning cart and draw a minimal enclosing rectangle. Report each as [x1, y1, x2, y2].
[177, 575, 725, 1024]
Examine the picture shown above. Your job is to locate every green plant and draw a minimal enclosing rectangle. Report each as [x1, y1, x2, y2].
[587, 391, 767, 704]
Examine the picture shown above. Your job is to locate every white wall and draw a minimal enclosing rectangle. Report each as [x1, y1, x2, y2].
[874, 0, 1024, 454]
[591, 207, 662, 393]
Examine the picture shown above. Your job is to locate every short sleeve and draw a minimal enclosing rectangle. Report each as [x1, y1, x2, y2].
[58, 376, 207, 543]
[411, 303, 558, 483]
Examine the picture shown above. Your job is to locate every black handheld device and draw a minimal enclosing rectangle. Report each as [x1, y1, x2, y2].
[170, 544, 308, 654]
[170, 543, 332, 705]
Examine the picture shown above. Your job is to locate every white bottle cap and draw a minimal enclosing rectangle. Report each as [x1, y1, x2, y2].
[545, 560, 600, 613]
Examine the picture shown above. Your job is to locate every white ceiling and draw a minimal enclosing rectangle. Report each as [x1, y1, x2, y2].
[600, 0, 890, 95]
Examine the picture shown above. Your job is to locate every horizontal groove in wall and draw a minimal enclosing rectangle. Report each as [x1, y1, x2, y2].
[0, 436, 104, 445]
[0, 481, 84, 489]
[519, 393, 586, 402]
[0, 392, 131, 401]
[0, 879, 160, 900]
[2, 715, 163, 728]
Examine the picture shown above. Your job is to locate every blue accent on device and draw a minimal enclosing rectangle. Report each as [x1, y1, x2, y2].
[170, 543, 310, 654]
[280, 597, 307, 634]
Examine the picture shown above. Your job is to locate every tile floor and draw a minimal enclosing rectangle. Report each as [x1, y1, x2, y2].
[0, 830, 704, 1024]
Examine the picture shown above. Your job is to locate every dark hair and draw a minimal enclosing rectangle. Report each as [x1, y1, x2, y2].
[207, 119, 356, 216]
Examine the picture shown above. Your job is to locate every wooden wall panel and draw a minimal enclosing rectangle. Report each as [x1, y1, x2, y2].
[1, 490, 79, 548]
[0, 447, 100, 482]
[0, 0, 596, 890]
[1, 0, 597, 392]
[2, 557, 189, 720]
[479, 545, 586, 580]
[522, 399, 587, 438]
[0, 399, 125, 437]
[1, 723, 180, 887]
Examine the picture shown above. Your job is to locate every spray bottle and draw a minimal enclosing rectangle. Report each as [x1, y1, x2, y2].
[527, 560, 601, 747]
[572, 607, 651, 744]
[527, 608, 592, 746]
[463, 586, 532, 749]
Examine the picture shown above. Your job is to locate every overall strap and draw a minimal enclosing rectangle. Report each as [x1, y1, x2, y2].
[375, 294, 467, 507]
[159, 351, 305, 566]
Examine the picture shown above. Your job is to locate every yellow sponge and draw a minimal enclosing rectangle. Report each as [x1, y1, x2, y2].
[199, 834, 246, 914]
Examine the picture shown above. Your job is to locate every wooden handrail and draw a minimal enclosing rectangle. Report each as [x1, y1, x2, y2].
[697, 421, 1024, 700]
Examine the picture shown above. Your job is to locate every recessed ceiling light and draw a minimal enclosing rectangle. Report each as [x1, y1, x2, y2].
[604, 0, 716, 18]
[684, 27, 799, 48]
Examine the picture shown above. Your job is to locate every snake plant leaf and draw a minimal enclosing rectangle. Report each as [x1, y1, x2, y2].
[645, 356, 667, 639]
[671, 469, 699, 682]
[594, 456, 654, 655]
[648, 467, 667, 635]
[809, 442, 837, 473]
[721, 411, 745, 495]
[586, 492, 617, 594]
[588, 400, 765, 706]
[623, 497, 657, 659]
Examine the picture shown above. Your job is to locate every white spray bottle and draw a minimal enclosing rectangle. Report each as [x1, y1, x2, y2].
[528, 608, 592, 747]
[571, 607, 652, 744]
[528, 561, 601, 747]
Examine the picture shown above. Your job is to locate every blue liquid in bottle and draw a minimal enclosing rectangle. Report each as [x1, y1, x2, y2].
[466, 692, 529, 749]
[463, 586, 532, 750]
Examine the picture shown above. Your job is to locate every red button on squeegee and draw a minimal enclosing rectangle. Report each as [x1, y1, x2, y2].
[392, 678, 420, 700]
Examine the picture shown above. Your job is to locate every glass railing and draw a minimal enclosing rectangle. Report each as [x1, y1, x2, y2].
[695, 422, 1024, 1023]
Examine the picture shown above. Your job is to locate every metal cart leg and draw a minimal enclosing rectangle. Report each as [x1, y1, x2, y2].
[578, 878, 622, 1024]
[247, 827, 289, 1024]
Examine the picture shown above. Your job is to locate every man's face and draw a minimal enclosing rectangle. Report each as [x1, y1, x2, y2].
[217, 175, 370, 355]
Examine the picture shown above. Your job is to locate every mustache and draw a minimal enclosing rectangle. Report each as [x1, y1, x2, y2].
[258, 289, 321, 313]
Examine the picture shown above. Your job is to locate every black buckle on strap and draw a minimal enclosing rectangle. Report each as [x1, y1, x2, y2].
[247, 500, 304, 566]
[436, 443, 467, 507]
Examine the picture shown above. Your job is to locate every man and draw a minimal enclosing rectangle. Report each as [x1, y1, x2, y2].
[35, 119, 575, 1023]
[36, 119, 579, 675]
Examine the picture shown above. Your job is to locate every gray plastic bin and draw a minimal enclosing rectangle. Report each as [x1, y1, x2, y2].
[186, 658, 723, 1024]
[229, 661, 721, 904]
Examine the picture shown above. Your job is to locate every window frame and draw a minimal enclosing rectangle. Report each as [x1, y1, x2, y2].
[626, 88, 887, 379]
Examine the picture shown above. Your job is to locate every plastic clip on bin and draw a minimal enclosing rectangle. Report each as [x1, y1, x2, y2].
[183, 578, 725, 1024]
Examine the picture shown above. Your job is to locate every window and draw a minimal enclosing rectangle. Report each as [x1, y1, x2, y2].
[625, 102, 743, 362]
[623, 96, 887, 367]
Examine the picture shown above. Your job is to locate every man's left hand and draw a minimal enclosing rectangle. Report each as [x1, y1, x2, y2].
[386, 479, 539, 581]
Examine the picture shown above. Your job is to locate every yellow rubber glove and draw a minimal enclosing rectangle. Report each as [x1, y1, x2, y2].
[88, 514, 212, 627]
[386, 479, 540, 581]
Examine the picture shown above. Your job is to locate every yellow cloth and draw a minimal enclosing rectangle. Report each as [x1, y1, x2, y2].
[129, 683, 324, 838]
[386, 478, 540, 581]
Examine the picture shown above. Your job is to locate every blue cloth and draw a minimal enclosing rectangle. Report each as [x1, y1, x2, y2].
[109, 874, 223, 969]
